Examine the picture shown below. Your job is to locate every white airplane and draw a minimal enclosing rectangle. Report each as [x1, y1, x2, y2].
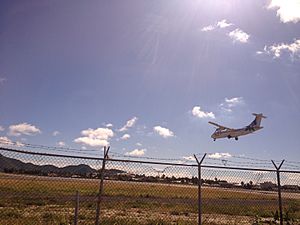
[209, 113, 266, 141]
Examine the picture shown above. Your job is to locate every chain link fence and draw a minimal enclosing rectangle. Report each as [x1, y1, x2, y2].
[0, 147, 299, 225]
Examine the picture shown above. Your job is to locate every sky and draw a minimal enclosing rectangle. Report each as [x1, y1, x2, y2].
[0, 0, 300, 162]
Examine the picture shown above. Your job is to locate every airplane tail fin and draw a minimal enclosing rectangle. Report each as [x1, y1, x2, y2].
[249, 113, 267, 127]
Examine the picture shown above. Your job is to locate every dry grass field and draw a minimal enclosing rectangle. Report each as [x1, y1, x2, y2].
[0, 173, 299, 224]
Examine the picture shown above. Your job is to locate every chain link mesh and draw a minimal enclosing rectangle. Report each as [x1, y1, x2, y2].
[0, 147, 299, 224]
[280, 172, 300, 224]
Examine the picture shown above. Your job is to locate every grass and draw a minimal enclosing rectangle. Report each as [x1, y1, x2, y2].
[0, 173, 299, 224]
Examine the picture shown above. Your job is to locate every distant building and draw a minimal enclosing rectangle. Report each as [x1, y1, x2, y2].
[260, 182, 276, 190]
[282, 185, 299, 191]
[219, 181, 234, 188]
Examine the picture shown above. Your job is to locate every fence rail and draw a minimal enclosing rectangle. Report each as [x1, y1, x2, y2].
[0, 146, 299, 225]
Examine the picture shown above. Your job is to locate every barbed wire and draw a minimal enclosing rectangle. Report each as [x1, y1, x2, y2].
[0, 140, 298, 169]
[0, 140, 103, 158]
[203, 157, 269, 164]
[281, 164, 300, 169]
[109, 151, 201, 163]
[195, 152, 272, 162]
[201, 160, 274, 168]
[0, 139, 100, 152]
[284, 160, 300, 165]
[1, 146, 300, 175]
[0, 140, 197, 162]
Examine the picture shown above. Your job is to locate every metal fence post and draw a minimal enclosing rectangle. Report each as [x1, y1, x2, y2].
[74, 191, 79, 225]
[95, 146, 110, 225]
[271, 160, 285, 225]
[194, 153, 207, 225]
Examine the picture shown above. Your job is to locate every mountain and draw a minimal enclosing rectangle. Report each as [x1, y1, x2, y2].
[0, 154, 125, 177]
[0, 154, 37, 171]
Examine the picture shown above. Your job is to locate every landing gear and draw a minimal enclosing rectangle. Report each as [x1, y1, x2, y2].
[213, 139, 216, 141]
[235, 137, 238, 141]
[227, 135, 231, 139]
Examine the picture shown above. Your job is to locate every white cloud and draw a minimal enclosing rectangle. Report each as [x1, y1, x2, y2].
[121, 133, 130, 140]
[0, 136, 13, 145]
[217, 19, 233, 28]
[125, 148, 146, 156]
[183, 156, 195, 161]
[208, 152, 232, 159]
[0, 126, 4, 132]
[75, 137, 109, 147]
[136, 142, 142, 146]
[0, 136, 24, 147]
[225, 97, 244, 107]
[257, 39, 300, 59]
[201, 20, 250, 45]
[8, 123, 41, 136]
[201, 19, 233, 32]
[220, 97, 244, 112]
[268, 0, 300, 23]
[119, 117, 138, 132]
[192, 106, 215, 119]
[201, 25, 215, 32]
[74, 127, 114, 147]
[81, 128, 113, 140]
[105, 123, 113, 128]
[228, 29, 250, 43]
[15, 141, 25, 147]
[52, 131, 60, 136]
[57, 141, 66, 147]
[153, 126, 174, 138]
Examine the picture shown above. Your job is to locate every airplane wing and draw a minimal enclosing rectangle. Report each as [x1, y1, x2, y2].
[208, 121, 233, 130]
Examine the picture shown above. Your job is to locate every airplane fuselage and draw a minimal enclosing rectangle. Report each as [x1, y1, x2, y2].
[209, 113, 266, 141]
[211, 127, 263, 140]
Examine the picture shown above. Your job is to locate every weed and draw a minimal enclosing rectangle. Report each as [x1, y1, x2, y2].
[0, 208, 22, 219]
[170, 211, 180, 215]
[42, 212, 69, 225]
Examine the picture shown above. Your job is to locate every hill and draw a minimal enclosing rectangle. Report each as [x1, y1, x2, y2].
[0, 154, 125, 177]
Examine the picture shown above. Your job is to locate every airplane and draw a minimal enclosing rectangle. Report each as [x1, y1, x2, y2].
[209, 113, 266, 141]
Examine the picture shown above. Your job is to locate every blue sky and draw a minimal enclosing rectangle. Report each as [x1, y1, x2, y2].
[0, 0, 299, 161]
